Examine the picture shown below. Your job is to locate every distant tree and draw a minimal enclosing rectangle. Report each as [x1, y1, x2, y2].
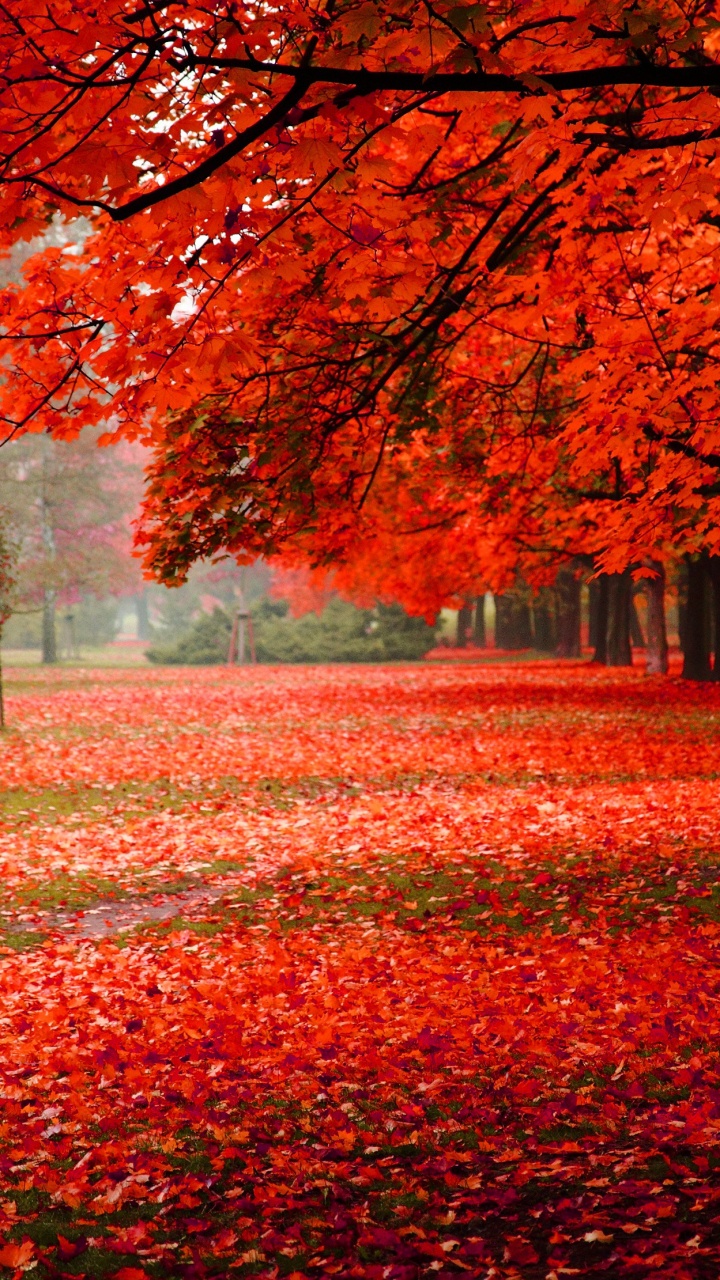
[0, 524, 16, 725]
[0, 432, 142, 662]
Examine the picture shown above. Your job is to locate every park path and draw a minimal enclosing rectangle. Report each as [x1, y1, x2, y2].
[48, 880, 244, 939]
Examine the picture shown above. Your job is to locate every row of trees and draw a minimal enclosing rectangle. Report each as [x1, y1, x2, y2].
[452, 570, 665, 667]
[459, 558, 720, 680]
[0, 2, 719, 675]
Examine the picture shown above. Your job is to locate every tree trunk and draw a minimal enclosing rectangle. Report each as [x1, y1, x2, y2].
[677, 575, 688, 655]
[533, 589, 556, 652]
[629, 594, 645, 648]
[709, 557, 720, 679]
[555, 565, 581, 658]
[495, 594, 532, 648]
[456, 602, 472, 648]
[494, 595, 511, 648]
[644, 561, 668, 675]
[42, 588, 57, 664]
[40, 438, 57, 665]
[515, 600, 533, 648]
[681, 554, 712, 680]
[589, 580, 599, 649]
[136, 590, 151, 641]
[607, 571, 632, 666]
[473, 595, 486, 647]
[591, 574, 609, 664]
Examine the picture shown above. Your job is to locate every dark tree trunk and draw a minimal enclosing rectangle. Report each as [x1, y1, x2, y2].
[682, 554, 712, 680]
[42, 589, 57, 665]
[533, 589, 556, 652]
[456, 602, 472, 648]
[629, 594, 645, 648]
[677, 573, 688, 655]
[607, 571, 632, 666]
[644, 561, 668, 675]
[473, 595, 486, 647]
[494, 595, 510, 648]
[136, 590, 151, 641]
[555, 565, 581, 658]
[515, 600, 533, 648]
[495, 594, 533, 648]
[591, 574, 609, 663]
[709, 557, 720, 678]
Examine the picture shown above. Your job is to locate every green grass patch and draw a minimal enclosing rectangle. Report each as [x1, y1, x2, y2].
[0, 929, 46, 951]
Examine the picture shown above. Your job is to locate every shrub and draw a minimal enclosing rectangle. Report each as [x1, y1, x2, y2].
[146, 598, 436, 665]
[374, 602, 437, 661]
[146, 607, 231, 665]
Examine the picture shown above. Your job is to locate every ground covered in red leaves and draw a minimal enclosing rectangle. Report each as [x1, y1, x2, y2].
[0, 661, 718, 1280]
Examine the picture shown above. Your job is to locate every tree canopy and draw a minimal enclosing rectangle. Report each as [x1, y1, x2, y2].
[1, 1, 719, 582]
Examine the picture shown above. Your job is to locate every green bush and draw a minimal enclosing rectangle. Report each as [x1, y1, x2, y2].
[146, 607, 231, 665]
[146, 598, 436, 665]
[374, 602, 437, 661]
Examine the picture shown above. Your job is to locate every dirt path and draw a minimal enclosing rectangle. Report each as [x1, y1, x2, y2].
[49, 880, 246, 938]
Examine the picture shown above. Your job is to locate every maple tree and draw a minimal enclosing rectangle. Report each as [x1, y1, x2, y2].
[0, 0, 718, 617]
[6, 11, 720, 1264]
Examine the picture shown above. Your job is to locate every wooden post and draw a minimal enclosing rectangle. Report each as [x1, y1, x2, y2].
[227, 612, 239, 665]
[228, 609, 256, 664]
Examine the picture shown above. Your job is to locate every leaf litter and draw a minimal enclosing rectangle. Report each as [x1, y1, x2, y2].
[0, 662, 717, 1278]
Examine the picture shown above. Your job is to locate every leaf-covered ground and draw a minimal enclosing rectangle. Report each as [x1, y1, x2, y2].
[0, 662, 718, 1280]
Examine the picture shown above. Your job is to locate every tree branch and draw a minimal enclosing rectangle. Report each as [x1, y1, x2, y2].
[112, 77, 310, 222]
[577, 125, 720, 150]
[16, 52, 315, 223]
[180, 57, 720, 95]
[18, 50, 720, 223]
[641, 421, 720, 471]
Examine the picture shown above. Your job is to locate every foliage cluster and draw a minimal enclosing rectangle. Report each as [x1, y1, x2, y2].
[1, 0, 720, 613]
